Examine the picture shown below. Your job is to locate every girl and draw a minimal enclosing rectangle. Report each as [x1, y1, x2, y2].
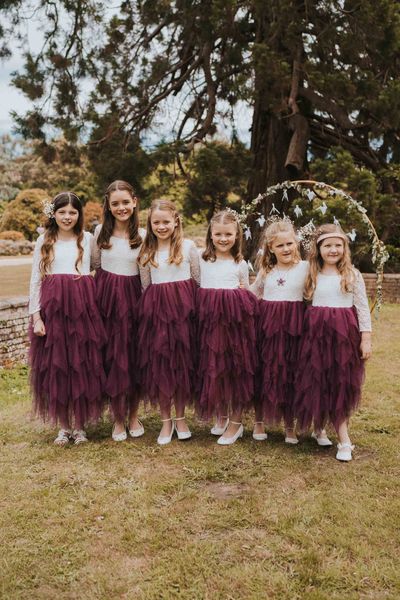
[251, 220, 319, 444]
[29, 192, 105, 445]
[294, 224, 372, 461]
[92, 180, 145, 441]
[137, 199, 199, 445]
[197, 210, 258, 445]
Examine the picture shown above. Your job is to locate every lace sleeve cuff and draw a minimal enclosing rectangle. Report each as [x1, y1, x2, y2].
[139, 263, 152, 290]
[189, 243, 201, 286]
[91, 225, 102, 271]
[250, 270, 265, 298]
[28, 236, 44, 315]
[239, 260, 250, 290]
[353, 270, 372, 332]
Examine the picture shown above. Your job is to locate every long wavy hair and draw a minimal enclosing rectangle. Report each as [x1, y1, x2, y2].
[39, 192, 84, 277]
[258, 220, 300, 274]
[202, 210, 243, 263]
[97, 180, 142, 250]
[304, 223, 355, 300]
[138, 199, 184, 267]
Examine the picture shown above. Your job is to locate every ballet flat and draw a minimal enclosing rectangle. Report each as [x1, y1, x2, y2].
[217, 423, 244, 445]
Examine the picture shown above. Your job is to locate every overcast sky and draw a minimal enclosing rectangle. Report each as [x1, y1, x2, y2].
[0, 15, 252, 145]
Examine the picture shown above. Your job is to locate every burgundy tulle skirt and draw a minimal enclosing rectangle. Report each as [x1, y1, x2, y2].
[29, 274, 106, 429]
[294, 306, 365, 432]
[137, 278, 197, 411]
[257, 300, 305, 425]
[95, 268, 142, 422]
[196, 288, 258, 419]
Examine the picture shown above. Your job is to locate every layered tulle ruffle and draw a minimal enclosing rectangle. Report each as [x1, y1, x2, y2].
[294, 306, 365, 431]
[196, 287, 258, 419]
[257, 300, 305, 425]
[30, 274, 106, 428]
[95, 268, 142, 422]
[137, 278, 197, 411]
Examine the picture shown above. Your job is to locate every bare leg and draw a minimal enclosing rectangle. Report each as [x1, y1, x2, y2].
[175, 403, 190, 433]
[159, 406, 173, 437]
[222, 409, 243, 438]
[336, 420, 352, 445]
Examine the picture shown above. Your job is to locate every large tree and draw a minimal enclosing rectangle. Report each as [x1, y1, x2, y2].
[1, 1, 400, 246]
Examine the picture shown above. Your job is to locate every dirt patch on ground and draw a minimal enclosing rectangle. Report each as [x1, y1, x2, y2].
[203, 481, 251, 500]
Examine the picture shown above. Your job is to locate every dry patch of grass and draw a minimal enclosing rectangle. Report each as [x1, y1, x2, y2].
[0, 306, 399, 599]
[0, 263, 31, 298]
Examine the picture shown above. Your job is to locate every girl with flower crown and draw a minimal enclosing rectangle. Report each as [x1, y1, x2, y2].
[196, 210, 258, 445]
[251, 219, 319, 444]
[294, 223, 372, 461]
[137, 199, 200, 445]
[91, 180, 146, 442]
[29, 192, 106, 445]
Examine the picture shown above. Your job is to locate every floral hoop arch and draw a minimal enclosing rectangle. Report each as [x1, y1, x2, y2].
[240, 180, 389, 315]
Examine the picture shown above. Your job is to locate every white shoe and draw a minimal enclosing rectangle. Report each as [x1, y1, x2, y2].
[311, 431, 333, 447]
[112, 424, 127, 442]
[129, 420, 145, 438]
[336, 442, 354, 462]
[252, 422, 268, 441]
[72, 429, 88, 445]
[211, 417, 229, 436]
[175, 416, 192, 441]
[157, 419, 175, 445]
[285, 436, 299, 445]
[54, 429, 72, 446]
[217, 422, 244, 445]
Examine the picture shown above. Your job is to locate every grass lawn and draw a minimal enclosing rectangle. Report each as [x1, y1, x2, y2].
[0, 263, 31, 298]
[0, 306, 399, 599]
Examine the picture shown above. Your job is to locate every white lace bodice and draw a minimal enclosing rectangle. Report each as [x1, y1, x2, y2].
[251, 260, 308, 301]
[29, 231, 94, 314]
[139, 238, 200, 289]
[91, 225, 145, 276]
[199, 255, 250, 290]
[312, 270, 372, 332]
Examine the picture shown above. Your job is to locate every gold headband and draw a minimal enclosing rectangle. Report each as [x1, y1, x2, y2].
[317, 232, 347, 244]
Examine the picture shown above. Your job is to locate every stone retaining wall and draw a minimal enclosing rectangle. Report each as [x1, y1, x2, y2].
[1, 273, 399, 367]
[0, 297, 30, 367]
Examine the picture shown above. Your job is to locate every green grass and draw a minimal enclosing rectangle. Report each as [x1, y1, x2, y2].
[0, 306, 399, 599]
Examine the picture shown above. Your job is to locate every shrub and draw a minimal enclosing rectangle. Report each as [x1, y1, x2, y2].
[0, 230, 25, 241]
[83, 200, 102, 232]
[0, 188, 48, 240]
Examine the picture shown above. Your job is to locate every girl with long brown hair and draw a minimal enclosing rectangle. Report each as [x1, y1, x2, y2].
[251, 219, 312, 445]
[294, 224, 372, 461]
[92, 180, 145, 441]
[29, 192, 105, 445]
[197, 210, 258, 445]
[137, 199, 200, 445]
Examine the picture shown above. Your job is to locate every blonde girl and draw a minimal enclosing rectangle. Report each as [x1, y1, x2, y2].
[251, 219, 312, 444]
[137, 199, 200, 445]
[294, 224, 372, 461]
[197, 210, 258, 445]
[92, 180, 145, 441]
[29, 192, 105, 445]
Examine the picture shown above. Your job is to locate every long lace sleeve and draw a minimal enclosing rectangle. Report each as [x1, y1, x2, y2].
[139, 262, 152, 290]
[189, 242, 201, 285]
[28, 235, 44, 315]
[239, 260, 250, 290]
[90, 224, 102, 271]
[353, 269, 372, 332]
[250, 270, 265, 298]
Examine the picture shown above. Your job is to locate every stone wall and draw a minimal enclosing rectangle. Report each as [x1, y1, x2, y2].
[0, 297, 29, 367]
[363, 274, 400, 305]
[0, 274, 399, 367]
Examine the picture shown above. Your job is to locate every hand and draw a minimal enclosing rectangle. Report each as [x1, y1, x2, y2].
[33, 318, 46, 336]
[360, 332, 372, 360]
